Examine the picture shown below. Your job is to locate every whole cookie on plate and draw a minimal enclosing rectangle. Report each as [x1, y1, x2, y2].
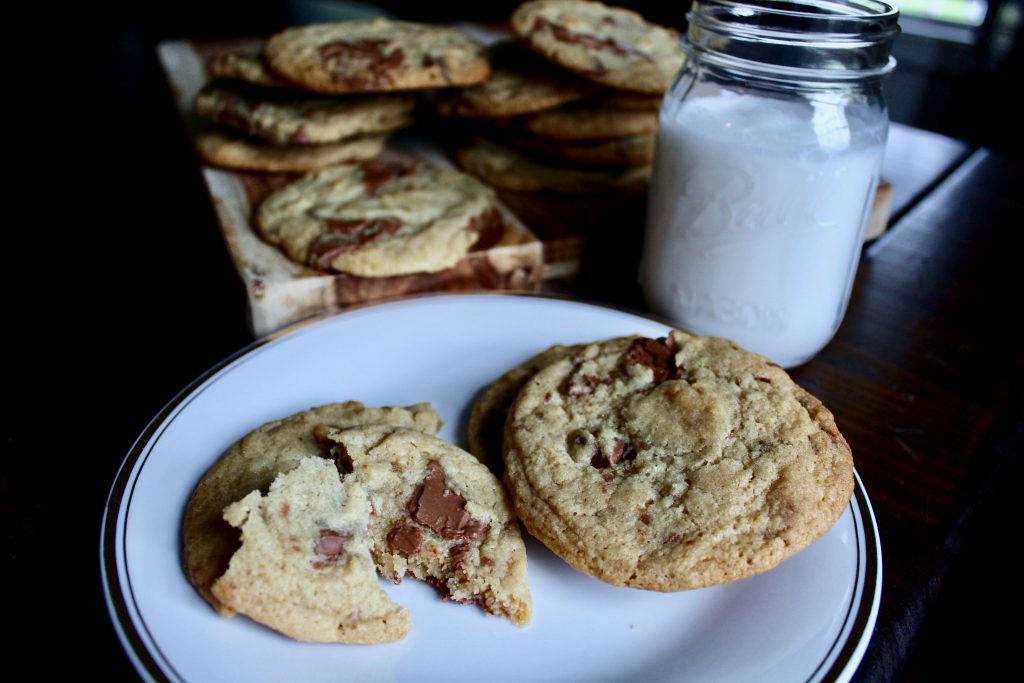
[468, 344, 583, 466]
[511, 132, 656, 166]
[195, 84, 415, 145]
[503, 332, 855, 590]
[435, 42, 598, 118]
[183, 401, 442, 613]
[256, 158, 500, 276]
[265, 19, 490, 94]
[207, 48, 290, 89]
[520, 104, 658, 140]
[511, 0, 685, 94]
[195, 130, 388, 173]
[211, 426, 531, 642]
[456, 138, 650, 193]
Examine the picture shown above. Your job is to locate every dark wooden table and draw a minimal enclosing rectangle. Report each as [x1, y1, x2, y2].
[6, 19, 1020, 681]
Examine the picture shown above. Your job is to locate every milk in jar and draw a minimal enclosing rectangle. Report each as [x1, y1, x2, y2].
[643, 92, 888, 367]
[641, 0, 899, 367]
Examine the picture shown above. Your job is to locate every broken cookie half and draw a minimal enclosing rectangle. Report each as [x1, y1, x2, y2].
[208, 425, 531, 643]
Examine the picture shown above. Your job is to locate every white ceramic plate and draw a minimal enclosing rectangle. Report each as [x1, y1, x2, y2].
[102, 294, 881, 683]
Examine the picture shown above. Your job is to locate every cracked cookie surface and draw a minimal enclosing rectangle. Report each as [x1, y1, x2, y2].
[503, 331, 854, 591]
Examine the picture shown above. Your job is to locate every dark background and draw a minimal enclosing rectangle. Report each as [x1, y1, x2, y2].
[6, 0, 1020, 677]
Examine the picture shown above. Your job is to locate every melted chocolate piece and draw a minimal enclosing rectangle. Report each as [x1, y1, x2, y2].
[312, 529, 352, 567]
[407, 461, 489, 542]
[308, 217, 405, 270]
[467, 208, 504, 252]
[312, 426, 354, 473]
[424, 576, 477, 604]
[318, 40, 405, 89]
[360, 159, 418, 195]
[591, 438, 636, 468]
[387, 522, 425, 556]
[213, 94, 252, 132]
[450, 543, 474, 570]
[623, 336, 683, 384]
[532, 18, 641, 59]
[421, 53, 452, 83]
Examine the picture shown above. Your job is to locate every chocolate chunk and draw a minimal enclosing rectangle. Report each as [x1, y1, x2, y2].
[623, 336, 681, 384]
[591, 437, 636, 468]
[467, 208, 504, 252]
[318, 40, 405, 89]
[323, 217, 405, 236]
[314, 529, 352, 557]
[308, 217, 405, 270]
[532, 17, 636, 57]
[407, 461, 489, 542]
[360, 159, 417, 195]
[387, 522, 424, 556]
[421, 53, 452, 83]
[212, 94, 252, 133]
[450, 543, 474, 570]
[313, 426, 354, 473]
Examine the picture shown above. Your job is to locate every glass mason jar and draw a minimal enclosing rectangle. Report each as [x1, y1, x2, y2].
[642, 0, 899, 367]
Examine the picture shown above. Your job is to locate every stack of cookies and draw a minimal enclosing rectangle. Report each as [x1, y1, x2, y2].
[195, 19, 492, 173]
[447, 0, 684, 193]
[193, 20, 528, 281]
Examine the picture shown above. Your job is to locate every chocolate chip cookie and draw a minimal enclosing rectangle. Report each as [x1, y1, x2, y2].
[468, 344, 583, 466]
[520, 104, 658, 140]
[265, 19, 490, 94]
[210, 425, 531, 642]
[456, 138, 650, 193]
[511, 0, 685, 94]
[503, 332, 855, 591]
[195, 84, 415, 145]
[435, 42, 598, 118]
[510, 132, 656, 166]
[183, 401, 442, 613]
[195, 130, 388, 173]
[207, 48, 290, 89]
[256, 159, 501, 276]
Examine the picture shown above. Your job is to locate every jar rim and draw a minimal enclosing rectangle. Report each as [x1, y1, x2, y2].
[685, 0, 900, 83]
